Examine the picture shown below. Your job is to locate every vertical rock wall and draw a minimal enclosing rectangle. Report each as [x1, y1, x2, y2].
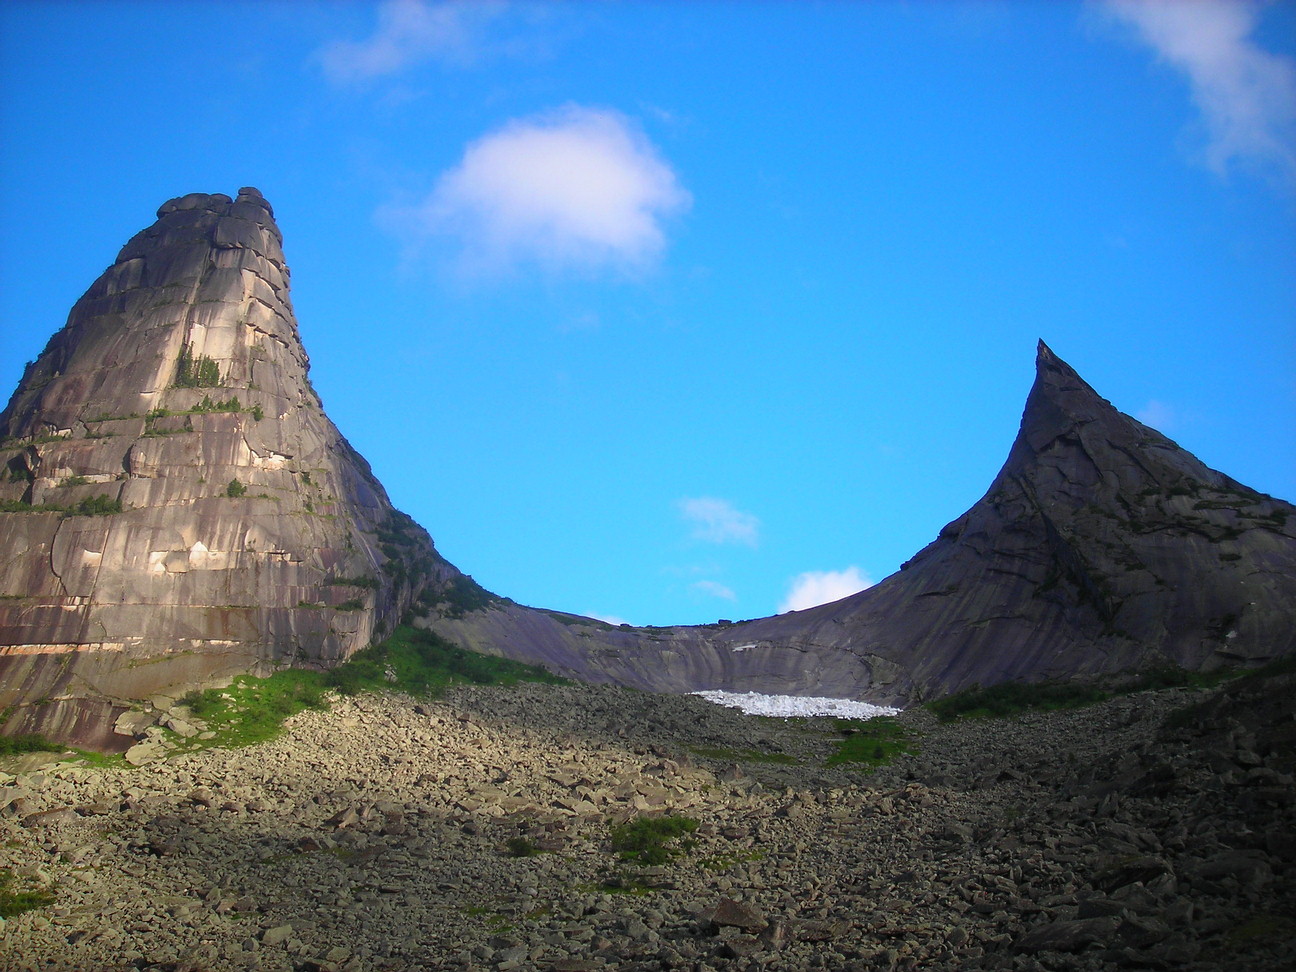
[0, 190, 458, 747]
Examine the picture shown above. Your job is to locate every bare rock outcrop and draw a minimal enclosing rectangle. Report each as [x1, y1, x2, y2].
[432, 342, 1296, 702]
[0, 189, 473, 747]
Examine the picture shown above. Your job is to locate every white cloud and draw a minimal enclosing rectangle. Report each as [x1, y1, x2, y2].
[318, 0, 504, 83]
[1102, 0, 1296, 185]
[679, 497, 759, 547]
[692, 580, 737, 602]
[1135, 398, 1176, 431]
[415, 105, 690, 276]
[779, 567, 873, 614]
[589, 613, 632, 627]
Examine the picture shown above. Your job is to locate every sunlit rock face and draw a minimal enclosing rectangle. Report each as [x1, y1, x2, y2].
[0, 190, 461, 747]
[431, 342, 1296, 703]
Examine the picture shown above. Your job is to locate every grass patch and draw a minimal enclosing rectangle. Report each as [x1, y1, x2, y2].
[322, 625, 566, 698]
[0, 868, 54, 917]
[172, 625, 566, 751]
[609, 815, 698, 865]
[0, 733, 63, 757]
[177, 669, 330, 749]
[931, 665, 1245, 723]
[928, 682, 1107, 722]
[0, 733, 123, 769]
[826, 717, 915, 768]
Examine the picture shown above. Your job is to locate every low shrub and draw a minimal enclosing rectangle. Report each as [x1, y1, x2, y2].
[505, 836, 540, 858]
[609, 815, 699, 865]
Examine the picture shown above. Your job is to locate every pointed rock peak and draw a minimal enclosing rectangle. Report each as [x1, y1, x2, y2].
[1035, 338, 1070, 377]
[0, 190, 473, 748]
[1031, 340, 1102, 402]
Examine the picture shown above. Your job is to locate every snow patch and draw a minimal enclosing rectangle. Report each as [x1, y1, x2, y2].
[692, 690, 900, 720]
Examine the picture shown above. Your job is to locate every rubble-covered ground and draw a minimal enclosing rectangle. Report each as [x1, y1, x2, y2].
[1, 669, 1293, 972]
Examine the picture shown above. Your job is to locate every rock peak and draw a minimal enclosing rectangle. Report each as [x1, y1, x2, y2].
[0, 192, 472, 747]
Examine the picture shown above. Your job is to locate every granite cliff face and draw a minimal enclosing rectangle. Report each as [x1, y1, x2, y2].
[430, 342, 1296, 702]
[0, 190, 472, 747]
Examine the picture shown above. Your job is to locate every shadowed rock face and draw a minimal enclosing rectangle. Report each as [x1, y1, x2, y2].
[430, 342, 1296, 703]
[0, 190, 467, 747]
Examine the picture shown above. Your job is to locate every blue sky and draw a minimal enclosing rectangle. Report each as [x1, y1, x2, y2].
[2, 1, 1293, 626]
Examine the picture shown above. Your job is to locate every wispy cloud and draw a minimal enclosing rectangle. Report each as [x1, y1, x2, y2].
[1101, 0, 1296, 186]
[692, 580, 737, 602]
[403, 105, 690, 277]
[679, 497, 759, 547]
[317, 0, 505, 84]
[779, 566, 873, 614]
[1135, 398, 1176, 432]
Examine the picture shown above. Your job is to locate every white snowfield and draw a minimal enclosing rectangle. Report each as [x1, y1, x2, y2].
[692, 690, 900, 720]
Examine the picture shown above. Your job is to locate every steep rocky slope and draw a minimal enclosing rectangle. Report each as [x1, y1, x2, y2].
[2, 670, 1292, 971]
[432, 342, 1296, 703]
[0, 190, 473, 747]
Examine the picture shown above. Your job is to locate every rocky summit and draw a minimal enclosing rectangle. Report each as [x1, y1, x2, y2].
[0, 190, 476, 748]
[2, 189, 1295, 750]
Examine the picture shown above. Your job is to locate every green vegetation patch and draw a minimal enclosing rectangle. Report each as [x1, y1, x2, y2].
[323, 625, 565, 697]
[190, 395, 241, 414]
[175, 625, 565, 751]
[174, 345, 222, 388]
[0, 733, 63, 757]
[609, 815, 698, 865]
[0, 495, 122, 516]
[505, 836, 541, 858]
[930, 666, 1239, 723]
[178, 669, 330, 749]
[0, 731, 122, 769]
[698, 849, 766, 872]
[826, 717, 915, 768]
[928, 682, 1108, 722]
[0, 868, 54, 917]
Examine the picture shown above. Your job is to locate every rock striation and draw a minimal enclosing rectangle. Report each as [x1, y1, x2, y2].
[0, 190, 473, 747]
[431, 342, 1296, 703]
